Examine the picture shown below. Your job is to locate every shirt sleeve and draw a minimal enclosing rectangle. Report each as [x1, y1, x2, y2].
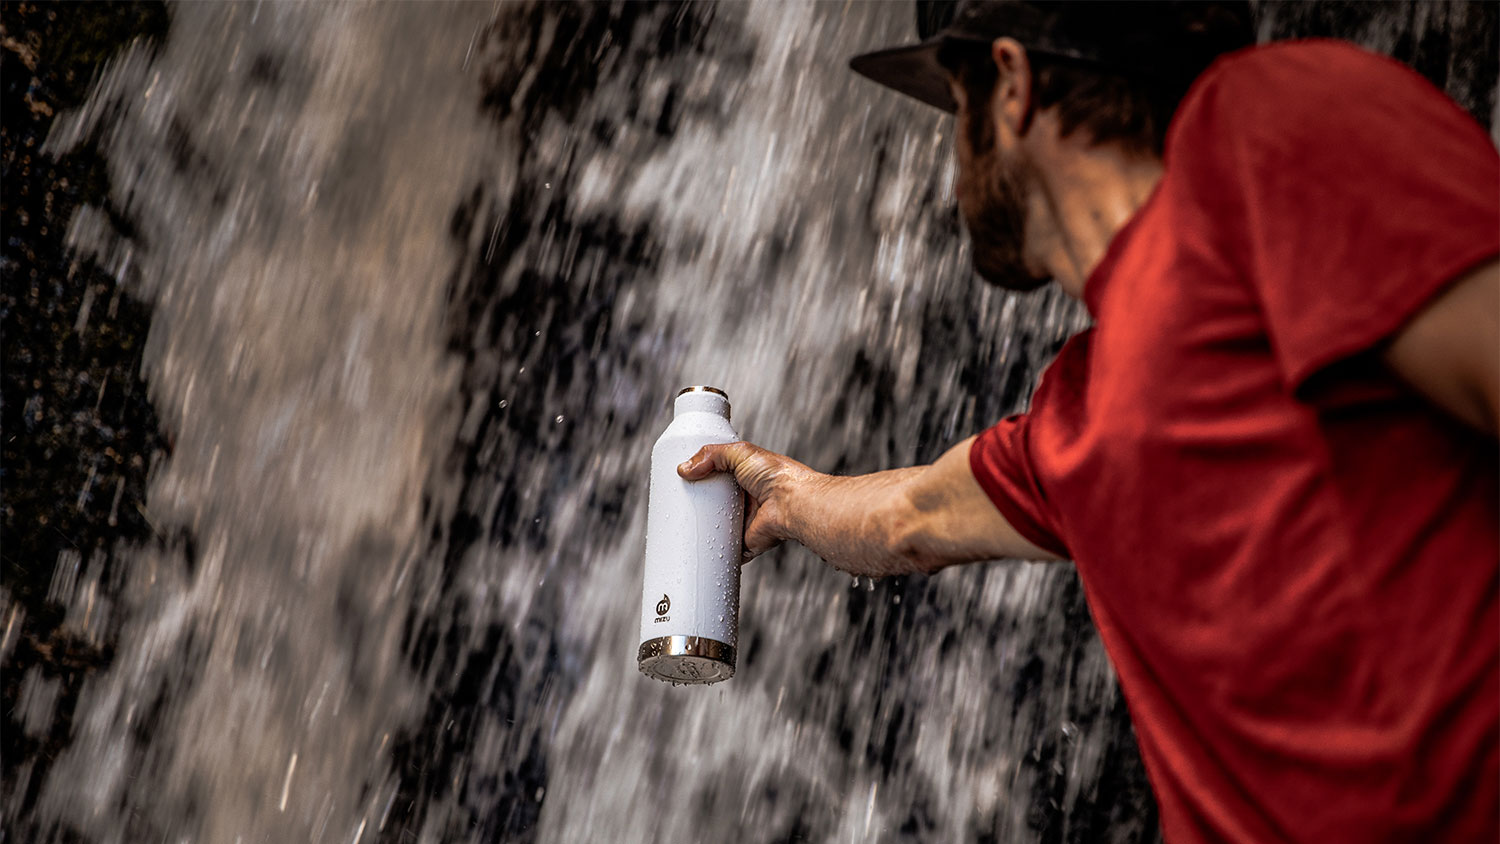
[1170, 41, 1500, 392]
[970, 414, 1071, 559]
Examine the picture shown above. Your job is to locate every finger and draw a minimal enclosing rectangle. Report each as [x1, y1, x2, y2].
[677, 441, 758, 480]
[677, 443, 727, 479]
[743, 523, 781, 561]
[740, 494, 761, 563]
[742, 502, 782, 562]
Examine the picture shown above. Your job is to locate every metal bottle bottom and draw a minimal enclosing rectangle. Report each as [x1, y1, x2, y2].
[638, 635, 736, 685]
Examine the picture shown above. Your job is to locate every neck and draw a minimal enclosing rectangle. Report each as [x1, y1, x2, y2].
[1026, 125, 1163, 299]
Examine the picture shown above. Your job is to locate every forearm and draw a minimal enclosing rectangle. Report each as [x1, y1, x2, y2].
[783, 467, 931, 577]
[782, 438, 1063, 574]
[679, 437, 1060, 576]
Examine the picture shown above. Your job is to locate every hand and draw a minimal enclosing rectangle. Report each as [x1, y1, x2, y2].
[678, 442, 818, 563]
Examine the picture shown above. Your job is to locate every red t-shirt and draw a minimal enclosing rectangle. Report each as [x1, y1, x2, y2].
[969, 41, 1499, 843]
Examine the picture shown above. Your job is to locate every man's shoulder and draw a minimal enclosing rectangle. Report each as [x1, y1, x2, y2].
[1209, 38, 1398, 74]
[1192, 38, 1421, 101]
[1167, 39, 1454, 155]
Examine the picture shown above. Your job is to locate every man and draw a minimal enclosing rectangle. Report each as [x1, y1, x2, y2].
[678, 2, 1499, 841]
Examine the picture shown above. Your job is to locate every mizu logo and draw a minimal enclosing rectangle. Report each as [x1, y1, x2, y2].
[654, 594, 670, 623]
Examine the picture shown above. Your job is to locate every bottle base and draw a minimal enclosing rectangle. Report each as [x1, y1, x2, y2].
[638, 635, 736, 684]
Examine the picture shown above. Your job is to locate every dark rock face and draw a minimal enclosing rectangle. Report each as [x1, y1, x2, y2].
[2, 3, 169, 836]
[3, 3, 1494, 843]
[1257, 0, 1498, 125]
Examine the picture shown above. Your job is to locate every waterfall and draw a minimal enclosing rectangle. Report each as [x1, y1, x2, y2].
[10, 2, 1494, 842]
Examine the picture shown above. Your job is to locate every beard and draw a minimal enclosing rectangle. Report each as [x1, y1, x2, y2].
[957, 145, 1049, 292]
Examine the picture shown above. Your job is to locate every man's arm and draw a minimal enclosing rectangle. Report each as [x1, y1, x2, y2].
[677, 435, 1061, 578]
[1382, 257, 1499, 435]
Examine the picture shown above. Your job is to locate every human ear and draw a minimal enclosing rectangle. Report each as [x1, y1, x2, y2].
[989, 37, 1035, 136]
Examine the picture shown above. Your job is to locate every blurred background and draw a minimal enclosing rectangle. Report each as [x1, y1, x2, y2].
[3, 2, 1495, 842]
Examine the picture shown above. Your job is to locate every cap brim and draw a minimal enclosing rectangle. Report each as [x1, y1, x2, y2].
[849, 39, 956, 114]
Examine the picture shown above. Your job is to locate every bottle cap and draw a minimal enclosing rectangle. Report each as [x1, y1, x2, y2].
[674, 385, 731, 418]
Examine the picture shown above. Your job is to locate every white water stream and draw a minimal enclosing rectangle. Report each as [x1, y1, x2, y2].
[20, 2, 1494, 842]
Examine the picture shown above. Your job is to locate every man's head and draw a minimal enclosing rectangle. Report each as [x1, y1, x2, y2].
[851, 1, 1254, 290]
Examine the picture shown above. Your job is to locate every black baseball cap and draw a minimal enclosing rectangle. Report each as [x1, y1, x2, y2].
[849, 0, 1255, 113]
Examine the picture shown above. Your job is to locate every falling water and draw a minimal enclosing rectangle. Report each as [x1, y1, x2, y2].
[10, 2, 1496, 843]
[33, 5, 491, 843]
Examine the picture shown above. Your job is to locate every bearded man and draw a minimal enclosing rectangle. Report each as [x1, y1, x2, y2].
[678, 1, 1499, 840]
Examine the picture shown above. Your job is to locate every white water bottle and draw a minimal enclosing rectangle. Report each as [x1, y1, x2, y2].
[638, 386, 744, 685]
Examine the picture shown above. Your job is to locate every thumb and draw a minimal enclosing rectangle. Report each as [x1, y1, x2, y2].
[678, 442, 740, 480]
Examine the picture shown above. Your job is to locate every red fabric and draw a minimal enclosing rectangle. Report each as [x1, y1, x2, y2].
[970, 41, 1499, 843]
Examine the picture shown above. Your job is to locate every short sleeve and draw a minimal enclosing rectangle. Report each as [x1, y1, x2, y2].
[970, 415, 1070, 558]
[1170, 41, 1500, 391]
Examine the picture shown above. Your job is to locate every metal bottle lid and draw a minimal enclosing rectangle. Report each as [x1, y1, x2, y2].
[673, 385, 730, 419]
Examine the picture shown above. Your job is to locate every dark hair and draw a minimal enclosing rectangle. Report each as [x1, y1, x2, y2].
[937, 38, 1181, 156]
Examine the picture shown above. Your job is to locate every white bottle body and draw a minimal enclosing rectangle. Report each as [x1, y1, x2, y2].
[638, 387, 743, 684]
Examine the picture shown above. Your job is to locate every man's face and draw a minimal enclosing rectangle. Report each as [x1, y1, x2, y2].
[950, 70, 1049, 292]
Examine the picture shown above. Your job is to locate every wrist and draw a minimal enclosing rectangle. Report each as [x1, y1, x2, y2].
[777, 464, 828, 543]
